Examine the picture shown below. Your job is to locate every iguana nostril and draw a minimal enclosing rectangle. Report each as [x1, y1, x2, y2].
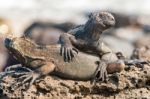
[4, 38, 12, 48]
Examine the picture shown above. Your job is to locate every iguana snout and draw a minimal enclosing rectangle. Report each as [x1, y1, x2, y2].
[5, 38, 13, 48]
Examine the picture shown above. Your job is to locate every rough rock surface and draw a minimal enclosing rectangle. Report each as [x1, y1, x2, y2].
[0, 64, 149, 99]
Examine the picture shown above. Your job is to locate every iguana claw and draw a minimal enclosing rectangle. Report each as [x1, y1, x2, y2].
[10, 71, 40, 90]
[60, 45, 78, 62]
[93, 61, 108, 82]
[0, 65, 40, 90]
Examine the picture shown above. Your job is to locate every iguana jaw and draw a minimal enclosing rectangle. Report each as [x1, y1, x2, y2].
[5, 38, 26, 63]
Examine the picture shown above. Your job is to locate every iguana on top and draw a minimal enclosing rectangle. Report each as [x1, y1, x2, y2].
[59, 12, 115, 62]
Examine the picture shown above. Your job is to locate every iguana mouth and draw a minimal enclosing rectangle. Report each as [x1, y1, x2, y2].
[4, 38, 17, 54]
[5, 38, 19, 56]
[103, 20, 115, 28]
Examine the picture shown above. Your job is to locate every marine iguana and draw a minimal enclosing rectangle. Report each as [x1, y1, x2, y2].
[2, 37, 126, 89]
[2, 37, 148, 89]
[59, 12, 115, 62]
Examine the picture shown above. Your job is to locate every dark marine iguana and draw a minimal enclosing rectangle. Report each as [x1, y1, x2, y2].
[59, 12, 115, 62]
[1, 37, 148, 89]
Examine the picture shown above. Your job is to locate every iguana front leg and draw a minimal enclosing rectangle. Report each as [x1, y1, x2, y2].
[93, 60, 108, 82]
[93, 42, 112, 81]
[94, 44, 125, 81]
[59, 33, 78, 62]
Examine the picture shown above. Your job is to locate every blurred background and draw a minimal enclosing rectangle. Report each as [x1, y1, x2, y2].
[0, 0, 150, 71]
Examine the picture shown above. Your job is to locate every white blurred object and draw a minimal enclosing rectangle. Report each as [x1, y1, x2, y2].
[0, 0, 150, 22]
[0, 0, 150, 36]
[0, 24, 9, 34]
[114, 27, 144, 42]
[103, 36, 134, 57]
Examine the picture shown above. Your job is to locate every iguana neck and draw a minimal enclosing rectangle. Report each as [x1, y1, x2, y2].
[82, 18, 103, 41]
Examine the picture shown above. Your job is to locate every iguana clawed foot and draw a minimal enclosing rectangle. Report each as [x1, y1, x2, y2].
[0, 64, 40, 90]
[0, 64, 25, 79]
[10, 71, 40, 90]
[92, 60, 126, 83]
[60, 45, 78, 62]
[93, 61, 108, 82]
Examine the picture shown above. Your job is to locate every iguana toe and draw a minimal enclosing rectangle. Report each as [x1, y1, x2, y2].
[60, 46, 78, 62]
[93, 61, 108, 82]
[0, 65, 40, 90]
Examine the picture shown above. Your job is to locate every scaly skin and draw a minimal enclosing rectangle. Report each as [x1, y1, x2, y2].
[3, 37, 125, 89]
[3, 37, 148, 89]
[59, 12, 115, 62]
[5, 37, 120, 79]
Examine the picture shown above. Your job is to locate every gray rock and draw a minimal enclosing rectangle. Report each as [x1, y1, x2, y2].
[113, 27, 144, 42]
[103, 35, 134, 57]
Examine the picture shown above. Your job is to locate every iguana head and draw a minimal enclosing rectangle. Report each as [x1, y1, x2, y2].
[4, 37, 44, 64]
[89, 11, 115, 30]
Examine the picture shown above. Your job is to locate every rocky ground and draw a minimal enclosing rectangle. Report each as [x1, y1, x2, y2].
[0, 63, 150, 99]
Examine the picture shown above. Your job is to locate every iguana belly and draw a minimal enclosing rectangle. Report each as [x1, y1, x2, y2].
[48, 45, 99, 80]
